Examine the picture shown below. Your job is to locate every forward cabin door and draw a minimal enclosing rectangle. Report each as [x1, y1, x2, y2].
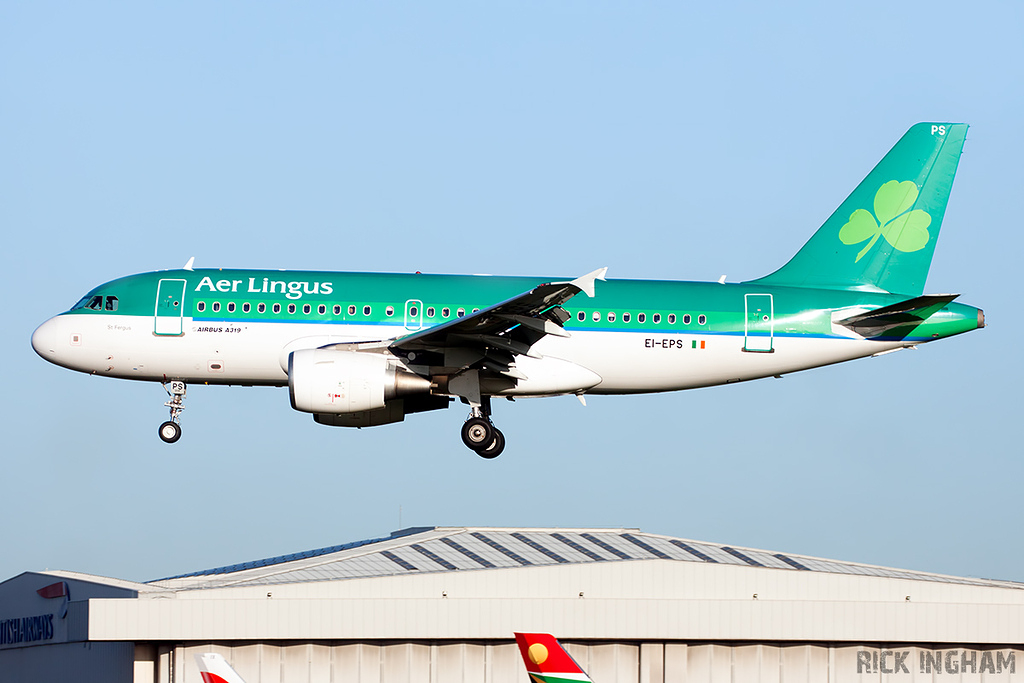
[744, 293, 774, 352]
[154, 279, 187, 336]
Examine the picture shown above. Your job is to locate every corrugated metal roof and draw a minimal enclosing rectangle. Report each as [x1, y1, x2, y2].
[146, 527, 1024, 591]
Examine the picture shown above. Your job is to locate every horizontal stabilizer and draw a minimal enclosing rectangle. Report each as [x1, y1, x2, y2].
[835, 294, 959, 338]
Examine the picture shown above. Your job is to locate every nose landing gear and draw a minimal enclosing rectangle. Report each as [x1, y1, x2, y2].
[460, 398, 505, 458]
[158, 380, 186, 444]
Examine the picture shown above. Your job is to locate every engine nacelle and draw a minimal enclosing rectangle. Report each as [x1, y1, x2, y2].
[288, 349, 430, 414]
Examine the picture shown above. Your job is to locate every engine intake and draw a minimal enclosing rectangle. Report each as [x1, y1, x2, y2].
[288, 349, 431, 414]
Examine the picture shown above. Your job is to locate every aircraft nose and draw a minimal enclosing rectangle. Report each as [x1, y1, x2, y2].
[31, 316, 61, 360]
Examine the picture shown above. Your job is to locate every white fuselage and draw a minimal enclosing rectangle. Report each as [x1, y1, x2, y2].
[31, 312, 900, 395]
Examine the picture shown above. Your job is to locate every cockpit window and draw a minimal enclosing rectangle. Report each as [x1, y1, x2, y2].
[71, 294, 117, 311]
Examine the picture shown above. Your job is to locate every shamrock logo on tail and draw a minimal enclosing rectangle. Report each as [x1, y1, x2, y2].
[839, 180, 932, 262]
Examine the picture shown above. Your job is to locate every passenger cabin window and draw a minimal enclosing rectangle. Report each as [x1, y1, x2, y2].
[273, 303, 281, 314]
[683, 314, 691, 324]
[623, 312, 631, 323]
[592, 312, 600, 322]
[698, 314, 707, 325]
[668, 314, 676, 324]
[197, 302, 206, 312]
[287, 303, 296, 314]
[318, 304, 326, 315]
[363, 305, 371, 316]
[442, 307, 451, 318]
[212, 302, 221, 313]
[457, 308, 465, 317]
[386, 306, 395, 316]
[577, 311, 586, 322]
[303, 304, 311, 314]
[243, 303, 251, 313]
[409, 306, 419, 317]
[258, 303, 266, 313]
[348, 305, 356, 315]
[638, 313, 647, 323]
[607, 312, 615, 322]
[472, 308, 479, 313]
[227, 302, 236, 313]
[653, 313, 661, 324]
[333, 305, 341, 315]
[426, 307, 435, 318]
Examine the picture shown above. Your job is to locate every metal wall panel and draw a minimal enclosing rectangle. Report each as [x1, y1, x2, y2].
[780, 644, 829, 683]
[162, 642, 1024, 683]
[588, 643, 639, 683]
[665, 643, 688, 682]
[435, 643, 486, 683]
[253, 643, 282, 683]
[640, 643, 664, 683]
[381, 643, 430, 683]
[330, 643, 364, 683]
[87, 561, 1024, 646]
[487, 643, 526, 683]
[100, 596, 1024, 644]
[0, 641, 133, 683]
[281, 643, 313, 682]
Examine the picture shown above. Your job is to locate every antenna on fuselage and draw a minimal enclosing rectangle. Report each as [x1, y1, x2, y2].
[183, 257, 195, 271]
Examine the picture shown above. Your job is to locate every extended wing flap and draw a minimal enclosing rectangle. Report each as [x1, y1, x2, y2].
[835, 293, 959, 338]
[496, 314, 571, 338]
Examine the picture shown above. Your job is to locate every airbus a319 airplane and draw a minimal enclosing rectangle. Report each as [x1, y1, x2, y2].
[32, 123, 983, 458]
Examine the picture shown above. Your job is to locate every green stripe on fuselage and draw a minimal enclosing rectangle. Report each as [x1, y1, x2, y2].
[62, 269, 981, 343]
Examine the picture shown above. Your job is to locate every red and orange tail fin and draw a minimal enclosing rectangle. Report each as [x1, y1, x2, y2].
[514, 633, 593, 683]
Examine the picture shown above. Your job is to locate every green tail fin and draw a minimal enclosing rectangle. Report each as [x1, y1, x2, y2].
[750, 123, 968, 295]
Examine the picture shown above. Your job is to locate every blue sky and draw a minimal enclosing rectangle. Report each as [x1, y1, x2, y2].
[2, 1, 1022, 585]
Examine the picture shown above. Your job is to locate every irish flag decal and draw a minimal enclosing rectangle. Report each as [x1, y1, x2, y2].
[514, 633, 594, 683]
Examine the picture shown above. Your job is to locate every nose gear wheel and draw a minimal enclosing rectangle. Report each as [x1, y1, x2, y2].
[158, 420, 182, 443]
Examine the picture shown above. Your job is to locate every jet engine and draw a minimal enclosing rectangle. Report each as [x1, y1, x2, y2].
[288, 349, 431, 414]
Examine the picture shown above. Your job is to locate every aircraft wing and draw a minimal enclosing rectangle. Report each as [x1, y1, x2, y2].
[388, 268, 606, 376]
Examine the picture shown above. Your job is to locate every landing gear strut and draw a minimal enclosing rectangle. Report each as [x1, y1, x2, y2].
[460, 397, 505, 458]
[159, 380, 186, 444]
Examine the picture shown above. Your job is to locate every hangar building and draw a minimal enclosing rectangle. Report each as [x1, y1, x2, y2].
[1, 526, 1022, 683]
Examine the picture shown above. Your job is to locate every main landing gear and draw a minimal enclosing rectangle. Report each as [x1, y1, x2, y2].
[158, 380, 186, 444]
[460, 398, 505, 459]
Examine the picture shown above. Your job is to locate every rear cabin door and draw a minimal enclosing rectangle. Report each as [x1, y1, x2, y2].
[154, 279, 187, 336]
[744, 293, 774, 352]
